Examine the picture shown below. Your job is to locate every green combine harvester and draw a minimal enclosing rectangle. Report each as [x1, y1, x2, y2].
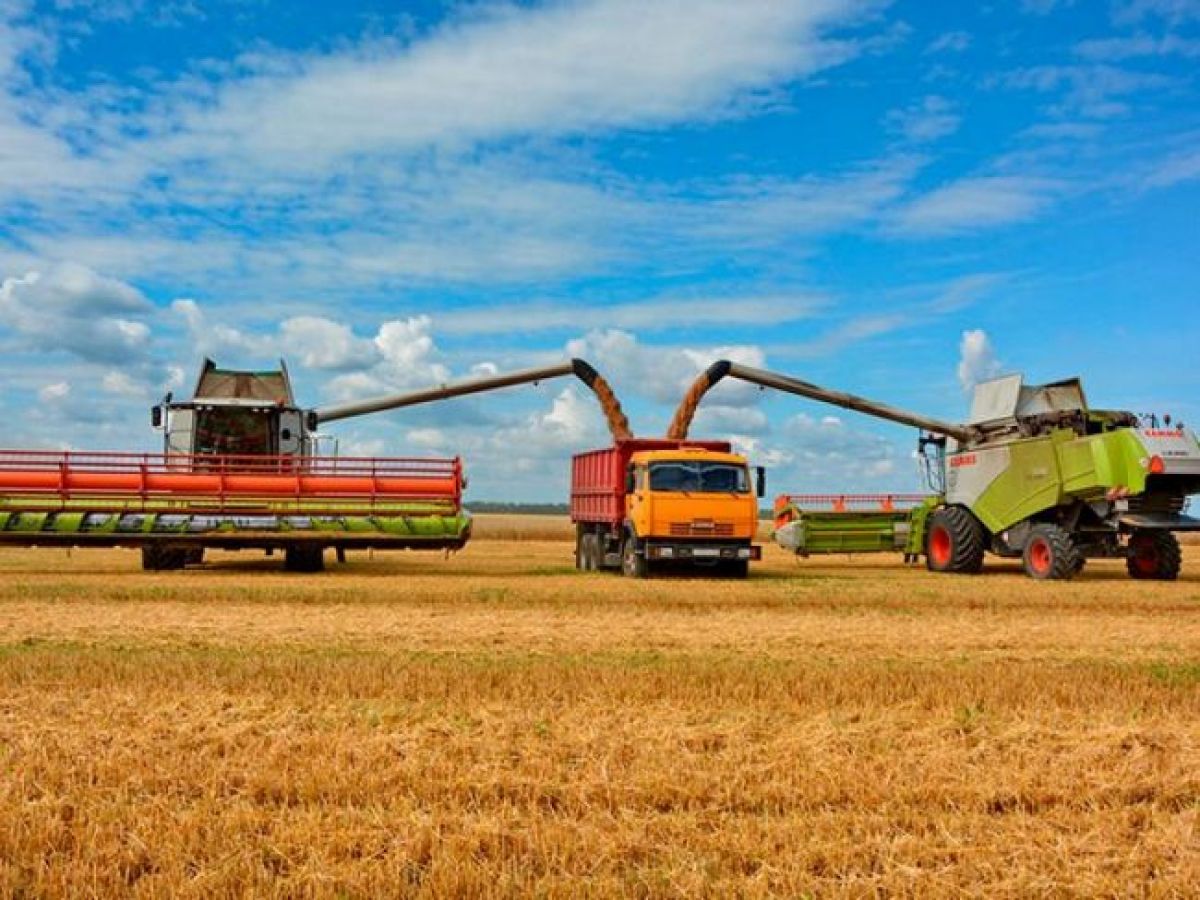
[670, 363, 1200, 581]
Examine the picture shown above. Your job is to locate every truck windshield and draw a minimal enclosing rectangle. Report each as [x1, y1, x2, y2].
[649, 462, 749, 493]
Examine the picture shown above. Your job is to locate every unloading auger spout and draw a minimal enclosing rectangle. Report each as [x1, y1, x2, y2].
[313, 358, 632, 441]
[666, 360, 972, 443]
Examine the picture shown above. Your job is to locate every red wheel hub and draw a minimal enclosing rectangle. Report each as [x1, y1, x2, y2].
[1029, 538, 1052, 576]
[929, 526, 952, 566]
[1131, 538, 1158, 575]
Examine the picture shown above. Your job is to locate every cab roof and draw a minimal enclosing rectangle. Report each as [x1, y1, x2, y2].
[630, 448, 747, 465]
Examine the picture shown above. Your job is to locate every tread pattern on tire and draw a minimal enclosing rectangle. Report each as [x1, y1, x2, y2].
[1022, 523, 1082, 581]
[926, 506, 985, 574]
[1127, 531, 1182, 581]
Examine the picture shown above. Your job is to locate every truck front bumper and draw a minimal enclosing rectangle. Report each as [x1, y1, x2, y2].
[644, 542, 761, 562]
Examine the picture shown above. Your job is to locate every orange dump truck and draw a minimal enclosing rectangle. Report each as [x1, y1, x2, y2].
[570, 439, 764, 578]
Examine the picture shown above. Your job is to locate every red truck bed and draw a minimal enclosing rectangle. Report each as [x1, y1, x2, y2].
[570, 439, 731, 528]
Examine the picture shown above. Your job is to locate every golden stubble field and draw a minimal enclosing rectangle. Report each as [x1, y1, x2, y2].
[1, 515, 1198, 898]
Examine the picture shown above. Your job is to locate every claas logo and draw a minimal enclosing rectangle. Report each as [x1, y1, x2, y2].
[949, 454, 978, 468]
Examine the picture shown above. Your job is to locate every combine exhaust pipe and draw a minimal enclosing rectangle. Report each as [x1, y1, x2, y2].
[667, 361, 972, 443]
[314, 358, 632, 441]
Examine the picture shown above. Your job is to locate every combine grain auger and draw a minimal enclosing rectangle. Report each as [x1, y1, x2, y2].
[0, 357, 629, 572]
[671, 360, 1200, 581]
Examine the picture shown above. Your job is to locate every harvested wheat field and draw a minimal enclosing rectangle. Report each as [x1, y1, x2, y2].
[1, 515, 1198, 898]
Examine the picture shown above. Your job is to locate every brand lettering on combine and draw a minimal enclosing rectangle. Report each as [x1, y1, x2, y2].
[1143, 429, 1185, 438]
[950, 454, 977, 468]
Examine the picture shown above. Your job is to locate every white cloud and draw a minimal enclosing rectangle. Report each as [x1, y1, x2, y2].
[279, 316, 379, 371]
[566, 328, 766, 408]
[1142, 145, 1200, 188]
[433, 293, 826, 336]
[38, 380, 70, 403]
[0, 264, 153, 363]
[925, 31, 971, 53]
[957, 329, 1002, 393]
[884, 95, 960, 142]
[100, 370, 145, 397]
[1113, 0, 1200, 24]
[999, 64, 1174, 118]
[1075, 33, 1200, 60]
[886, 176, 1059, 236]
[159, 0, 872, 170]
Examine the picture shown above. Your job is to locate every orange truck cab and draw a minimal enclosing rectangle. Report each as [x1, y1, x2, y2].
[570, 439, 763, 578]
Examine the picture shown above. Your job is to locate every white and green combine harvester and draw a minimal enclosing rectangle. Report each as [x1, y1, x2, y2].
[670, 362, 1200, 581]
[0, 357, 628, 572]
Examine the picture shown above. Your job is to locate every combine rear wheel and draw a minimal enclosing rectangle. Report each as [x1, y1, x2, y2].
[1127, 531, 1181, 581]
[142, 545, 187, 571]
[284, 545, 325, 573]
[925, 506, 985, 574]
[1022, 524, 1082, 581]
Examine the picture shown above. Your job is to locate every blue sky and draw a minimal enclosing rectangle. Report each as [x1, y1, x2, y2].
[0, 0, 1197, 500]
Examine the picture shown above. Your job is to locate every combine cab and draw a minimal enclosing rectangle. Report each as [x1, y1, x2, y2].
[0, 357, 629, 572]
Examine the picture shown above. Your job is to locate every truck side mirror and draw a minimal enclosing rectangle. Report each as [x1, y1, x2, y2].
[151, 405, 163, 428]
[755, 466, 766, 498]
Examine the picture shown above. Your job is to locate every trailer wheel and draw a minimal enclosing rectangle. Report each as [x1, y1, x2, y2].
[141, 545, 187, 571]
[621, 534, 649, 579]
[725, 559, 749, 579]
[925, 506, 985, 574]
[284, 545, 325, 573]
[184, 548, 205, 567]
[1127, 531, 1181, 581]
[1022, 524, 1082, 581]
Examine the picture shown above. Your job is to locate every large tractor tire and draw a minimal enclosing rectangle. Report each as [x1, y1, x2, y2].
[284, 545, 325, 573]
[925, 506, 985, 574]
[621, 533, 649, 579]
[1022, 524, 1082, 581]
[141, 545, 187, 571]
[1127, 531, 1182, 581]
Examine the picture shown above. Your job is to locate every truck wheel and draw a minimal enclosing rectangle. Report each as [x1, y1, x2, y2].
[284, 545, 325, 573]
[142, 545, 186, 571]
[725, 559, 749, 579]
[184, 548, 205, 567]
[1022, 524, 1082, 581]
[1127, 531, 1181, 581]
[586, 534, 604, 571]
[621, 535, 649, 579]
[925, 507, 985, 574]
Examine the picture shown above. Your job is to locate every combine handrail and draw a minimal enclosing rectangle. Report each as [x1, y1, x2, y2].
[0, 450, 464, 517]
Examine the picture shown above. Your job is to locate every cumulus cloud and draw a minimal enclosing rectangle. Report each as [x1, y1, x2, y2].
[957, 329, 1002, 392]
[566, 328, 766, 407]
[280, 316, 379, 371]
[0, 263, 153, 364]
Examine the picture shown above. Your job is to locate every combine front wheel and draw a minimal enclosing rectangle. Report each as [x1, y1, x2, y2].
[925, 506, 985, 574]
[284, 545, 325, 573]
[1022, 524, 1082, 581]
[1127, 531, 1181, 581]
[142, 545, 187, 571]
